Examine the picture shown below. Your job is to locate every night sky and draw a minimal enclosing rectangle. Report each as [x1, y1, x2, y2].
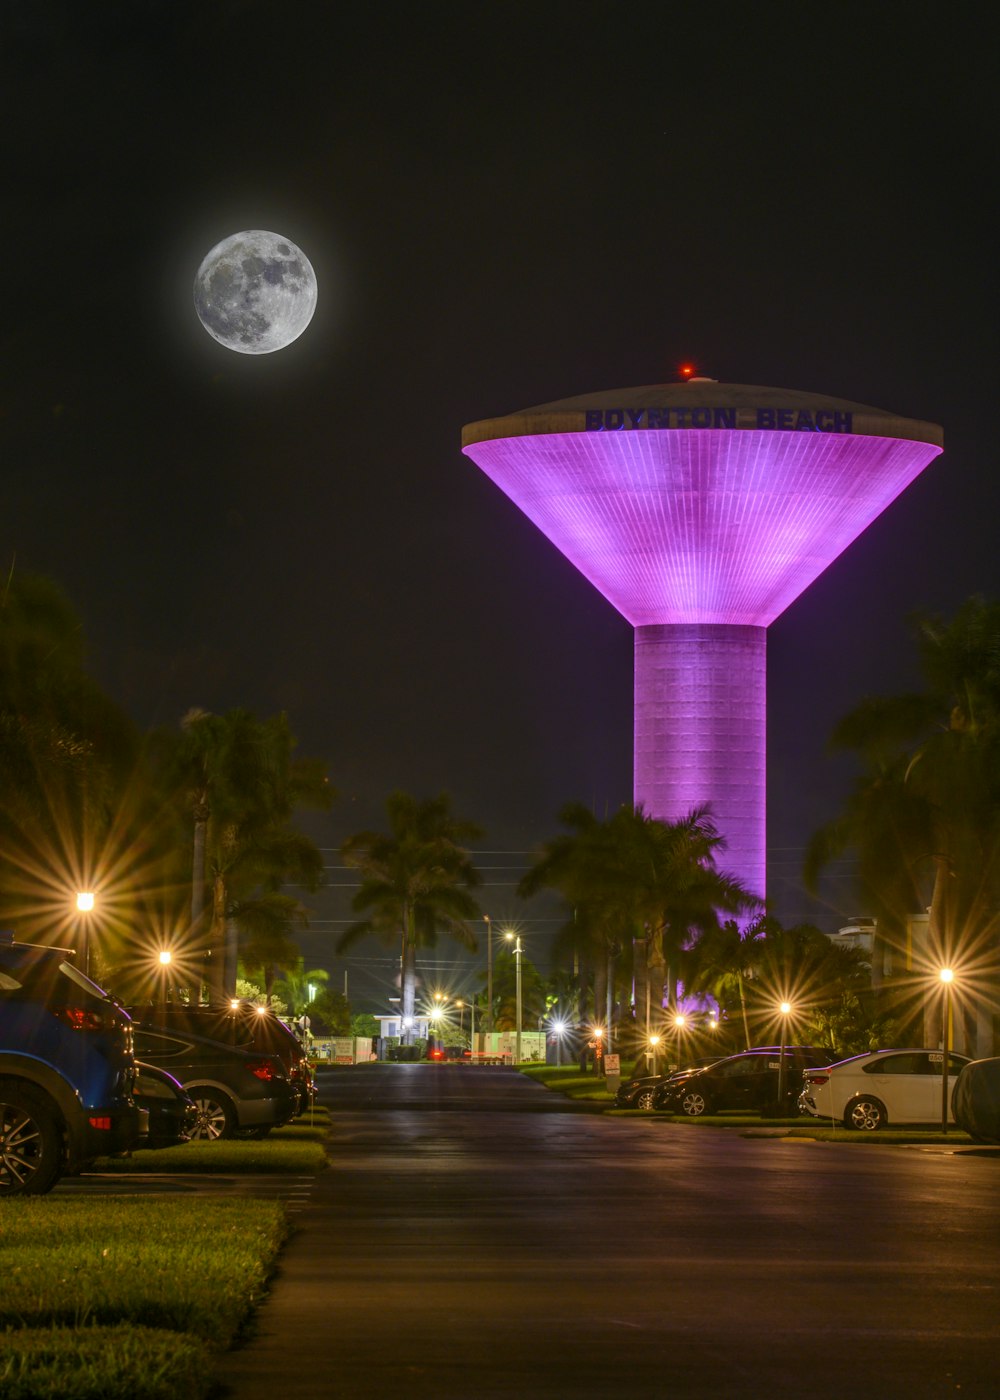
[3, 2, 996, 1008]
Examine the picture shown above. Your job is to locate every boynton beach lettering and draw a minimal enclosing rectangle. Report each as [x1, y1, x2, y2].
[584, 407, 854, 432]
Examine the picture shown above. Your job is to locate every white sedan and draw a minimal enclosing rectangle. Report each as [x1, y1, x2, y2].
[798, 1048, 972, 1130]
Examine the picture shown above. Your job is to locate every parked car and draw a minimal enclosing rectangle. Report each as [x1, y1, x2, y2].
[132, 1062, 197, 1150]
[614, 1056, 728, 1110]
[0, 931, 146, 1195]
[798, 1048, 972, 1130]
[128, 1002, 316, 1115]
[131, 1024, 297, 1140]
[653, 1047, 838, 1116]
[952, 1057, 1000, 1144]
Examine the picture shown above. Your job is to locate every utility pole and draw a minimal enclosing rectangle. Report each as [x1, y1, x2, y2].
[514, 934, 523, 1065]
[485, 915, 493, 1037]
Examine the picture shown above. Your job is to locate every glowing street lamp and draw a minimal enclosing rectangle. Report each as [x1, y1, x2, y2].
[505, 930, 523, 1064]
[939, 968, 954, 1134]
[156, 948, 172, 1006]
[649, 1032, 661, 1077]
[777, 1000, 793, 1116]
[484, 915, 493, 1036]
[76, 891, 96, 977]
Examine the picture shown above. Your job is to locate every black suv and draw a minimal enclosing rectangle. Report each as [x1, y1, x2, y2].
[614, 1056, 728, 1110]
[131, 1022, 297, 1139]
[652, 1046, 839, 1117]
[128, 1002, 316, 1115]
[0, 932, 146, 1195]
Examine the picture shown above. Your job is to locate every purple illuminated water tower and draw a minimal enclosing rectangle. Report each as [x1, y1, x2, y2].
[462, 380, 943, 901]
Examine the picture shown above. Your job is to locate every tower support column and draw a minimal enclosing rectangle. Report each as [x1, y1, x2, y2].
[634, 624, 766, 901]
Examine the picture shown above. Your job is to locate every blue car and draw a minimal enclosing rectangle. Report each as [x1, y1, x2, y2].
[0, 932, 146, 1195]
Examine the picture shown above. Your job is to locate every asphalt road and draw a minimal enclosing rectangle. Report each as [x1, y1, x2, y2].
[217, 1065, 999, 1400]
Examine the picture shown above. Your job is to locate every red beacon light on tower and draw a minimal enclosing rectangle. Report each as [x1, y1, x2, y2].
[678, 362, 697, 380]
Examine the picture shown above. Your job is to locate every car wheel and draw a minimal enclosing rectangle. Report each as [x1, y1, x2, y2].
[189, 1092, 237, 1140]
[846, 1095, 887, 1131]
[679, 1090, 709, 1117]
[636, 1089, 657, 1111]
[0, 1084, 64, 1196]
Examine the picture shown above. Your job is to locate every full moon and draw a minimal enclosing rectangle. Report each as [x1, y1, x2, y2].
[193, 230, 317, 354]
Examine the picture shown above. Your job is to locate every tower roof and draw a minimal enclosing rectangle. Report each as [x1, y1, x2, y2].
[461, 382, 943, 627]
[462, 382, 943, 449]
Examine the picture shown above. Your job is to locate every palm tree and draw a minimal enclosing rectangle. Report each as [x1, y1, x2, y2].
[272, 958, 331, 1017]
[0, 565, 157, 953]
[687, 917, 766, 1049]
[520, 802, 757, 1047]
[806, 597, 1000, 1055]
[338, 791, 483, 1045]
[162, 708, 331, 998]
[237, 893, 310, 1004]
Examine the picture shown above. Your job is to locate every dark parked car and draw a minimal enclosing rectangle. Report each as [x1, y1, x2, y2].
[652, 1046, 838, 1116]
[131, 1023, 297, 1139]
[132, 1062, 197, 1150]
[1, 932, 146, 1195]
[128, 1002, 316, 1116]
[614, 1056, 728, 1110]
[953, 1057, 1000, 1144]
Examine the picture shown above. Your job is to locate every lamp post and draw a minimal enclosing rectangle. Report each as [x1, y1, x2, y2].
[505, 930, 522, 1064]
[777, 1000, 792, 1117]
[940, 968, 954, 1134]
[672, 1013, 686, 1072]
[76, 891, 95, 978]
[157, 949, 172, 1006]
[484, 915, 493, 1038]
[649, 1033, 660, 1078]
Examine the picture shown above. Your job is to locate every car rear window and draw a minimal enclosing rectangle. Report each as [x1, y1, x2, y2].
[0, 952, 110, 1006]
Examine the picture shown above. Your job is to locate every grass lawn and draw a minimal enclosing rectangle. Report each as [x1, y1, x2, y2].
[91, 1117, 329, 1173]
[0, 1198, 287, 1399]
[518, 1063, 621, 1101]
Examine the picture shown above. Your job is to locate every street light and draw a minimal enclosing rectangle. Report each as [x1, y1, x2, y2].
[649, 1033, 661, 1077]
[505, 930, 522, 1064]
[777, 1000, 793, 1117]
[429, 1004, 443, 1058]
[76, 891, 95, 978]
[672, 1013, 686, 1072]
[157, 949, 172, 1006]
[940, 968, 954, 1134]
[484, 915, 493, 1037]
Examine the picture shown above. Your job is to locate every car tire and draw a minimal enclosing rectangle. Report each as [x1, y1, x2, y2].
[678, 1090, 709, 1117]
[636, 1089, 657, 1111]
[189, 1091, 237, 1140]
[845, 1095, 887, 1131]
[0, 1083, 64, 1196]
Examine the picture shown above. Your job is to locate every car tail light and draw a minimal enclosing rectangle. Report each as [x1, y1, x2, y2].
[247, 1059, 277, 1081]
[88, 1116, 112, 1130]
[806, 1074, 830, 1087]
[51, 1006, 112, 1032]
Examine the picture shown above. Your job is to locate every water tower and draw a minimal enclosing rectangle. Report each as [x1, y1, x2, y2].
[462, 380, 943, 898]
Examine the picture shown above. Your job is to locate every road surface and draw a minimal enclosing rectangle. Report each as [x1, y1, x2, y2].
[217, 1064, 1000, 1399]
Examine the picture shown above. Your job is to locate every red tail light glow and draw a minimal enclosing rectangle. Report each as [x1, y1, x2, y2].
[52, 1006, 109, 1032]
[248, 1060, 276, 1081]
[88, 1116, 112, 1130]
[807, 1074, 829, 1087]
